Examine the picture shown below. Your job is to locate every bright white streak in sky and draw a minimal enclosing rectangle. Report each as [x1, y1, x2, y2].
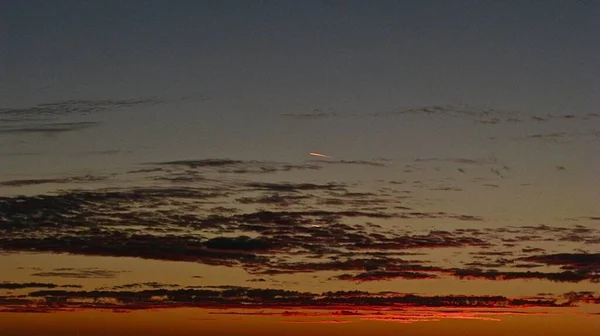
[309, 152, 330, 158]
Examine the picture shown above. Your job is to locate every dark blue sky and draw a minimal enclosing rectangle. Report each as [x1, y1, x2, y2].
[2, 1, 598, 113]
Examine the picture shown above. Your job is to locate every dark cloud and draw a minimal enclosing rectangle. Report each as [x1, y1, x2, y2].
[523, 131, 600, 144]
[280, 109, 338, 119]
[527, 132, 568, 141]
[236, 193, 310, 207]
[562, 291, 600, 304]
[281, 104, 595, 129]
[203, 236, 285, 252]
[308, 160, 387, 167]
[244, 182, 345, 192]
[0, 178, 76, 187]
[156, 159, 244, 168]
[0, 282, 81, 290]
[247, 278, 267, 283]
[486, 225, 600, 246]
[0, 98, 165, 120]
[415, 157, 498, 165]
[2, 286, 568, 313]
[108, 283, 181, 290]
[519, 253, 600, 274]
[0, 174, 108, 187]
[30, 268, 127, 279]
[0, 98, 169, 138]
[368, 105, 525, 125]
[0, 121, 100, 135]
[152, 159, 322, 174]
[449, 268, 592, 283]
[0, 181, 489, 275]
[259, 258, 437, 275]
[334, 271, 437, 282]
[0, 234, 271, 268]
[80, 149, 134, 156]
[0, 168, 595, 286]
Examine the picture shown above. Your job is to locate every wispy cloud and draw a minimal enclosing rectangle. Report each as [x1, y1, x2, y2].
[0, 282, 81, 289]
[30, 268, 128, 279]
[0, 174, 109, 187]
[0, 122, 99, 135]
[0, 97, 170, 138]
[308, 159, 387, 167]
[0, 98, 165, 121]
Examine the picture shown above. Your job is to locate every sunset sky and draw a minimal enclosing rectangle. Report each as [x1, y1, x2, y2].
[1, 1, 599, 335]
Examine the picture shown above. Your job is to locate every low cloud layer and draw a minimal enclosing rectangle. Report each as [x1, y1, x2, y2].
[1, 284, 594, 314]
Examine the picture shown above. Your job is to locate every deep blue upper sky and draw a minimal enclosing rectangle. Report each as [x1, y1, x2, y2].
[2, 1, 598, 112]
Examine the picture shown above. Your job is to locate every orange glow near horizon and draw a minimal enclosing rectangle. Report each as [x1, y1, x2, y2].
[1, 308, 599, 336]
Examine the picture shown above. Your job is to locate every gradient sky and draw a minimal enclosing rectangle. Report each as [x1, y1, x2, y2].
[1, 1, 599, 336]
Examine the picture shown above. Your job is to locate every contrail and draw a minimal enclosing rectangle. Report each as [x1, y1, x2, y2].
[309, 152, 330, 158]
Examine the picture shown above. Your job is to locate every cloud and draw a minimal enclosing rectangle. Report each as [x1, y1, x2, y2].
[334, 271, 437, 282]
[0, 282, 81, 290]
[0, 98, 168, 138]
[152, 159, 322, 174]
[0, 174, 109, 187]
[0, 98, 165, 121]
[415, 157, 499, 165]
[30, 268, 127, 279]
[259, 258, 438, 275]
[0, 121, 100, 135]
[108, 283, 181, 290]
[203, 236, 286, 252]
[280, 109, 338, 119]
[0, 182, 489, 275]
[0, 234, 271, 268]
[449, 268, 592, 283]
[5, 286, 569, 313]
[244, 182, 345, 192]
[519, 253, 600, 274]
[0, 169, 596, 286]
[155, 159, 244, 168]
[562, 291, 600, 304]
[308, 160, 387, 167]
[279, 105, 597, 136]
[523, 131, 600, 144]
[236, 193, 310, 207]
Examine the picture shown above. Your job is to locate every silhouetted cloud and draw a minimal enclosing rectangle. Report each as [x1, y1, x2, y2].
[0, 159, 597, 288]
[281, 104, 596, 129]
[244, 182, 345, 192]
[334, 271, 437, 282]
[519, 253, 600, 274]
[415, 157, 498, 165]
[0, 121, 100, 135]
[0, 174, 108, 187]
[152, 159, 322, 174]
[308, 159, 387, 167]
[280, 109, 338, 119]
[2, 286, 570, 313]
[0, 282, 81, 289]
[0, 98, 165, 120]
[236, 193, 310, 207]
[0, 98, 170, 138]
[30, 268, 127, 279]
[108, 282, 181, 290]
[523, 131, 600, 144]
[449, 268, 592, 283]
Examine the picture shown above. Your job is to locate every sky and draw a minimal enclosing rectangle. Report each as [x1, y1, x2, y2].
[0, 1, 599, 335]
